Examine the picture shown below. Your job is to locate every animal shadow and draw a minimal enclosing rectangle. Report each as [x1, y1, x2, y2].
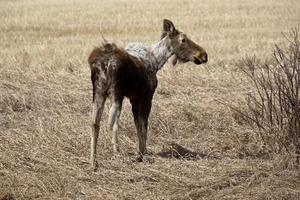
[157, 142, 207, 160]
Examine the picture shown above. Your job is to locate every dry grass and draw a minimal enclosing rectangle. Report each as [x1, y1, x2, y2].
[0, 0, 300, 199]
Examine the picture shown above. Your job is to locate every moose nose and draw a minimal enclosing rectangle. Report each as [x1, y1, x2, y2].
[201, 53, 208, 63]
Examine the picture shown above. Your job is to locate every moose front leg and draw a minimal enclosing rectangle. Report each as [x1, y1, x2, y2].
[131, 99, 152, 161]
[137, 118, 148, 158]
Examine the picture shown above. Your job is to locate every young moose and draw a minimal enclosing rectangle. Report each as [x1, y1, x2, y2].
[88, 19, 207, 168]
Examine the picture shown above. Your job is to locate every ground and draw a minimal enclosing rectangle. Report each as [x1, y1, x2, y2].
[0, 0, 300, 199]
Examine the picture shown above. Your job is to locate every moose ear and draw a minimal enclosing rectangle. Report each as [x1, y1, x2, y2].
[163, 19, 176, 33]
[161, 19, 178, 39]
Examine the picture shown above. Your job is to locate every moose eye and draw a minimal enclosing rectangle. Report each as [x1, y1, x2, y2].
[181, 38, 186, 43]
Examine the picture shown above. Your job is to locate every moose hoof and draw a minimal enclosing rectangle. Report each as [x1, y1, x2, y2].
[113, 145, 120, 154]
[90, 161, 99, 172]
[135, 155, 143, 162]
[112, 153, 121, 160]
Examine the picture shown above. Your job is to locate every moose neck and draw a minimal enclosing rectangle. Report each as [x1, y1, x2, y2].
[151, 37, 173, 71]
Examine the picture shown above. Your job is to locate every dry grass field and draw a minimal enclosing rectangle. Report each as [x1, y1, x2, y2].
[1, 0, 300, 199]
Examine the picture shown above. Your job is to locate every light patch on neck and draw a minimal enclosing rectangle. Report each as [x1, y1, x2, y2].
[125, 37, 174, 72]
[125, 43, 157, 72]
[151, 37, 174, 70]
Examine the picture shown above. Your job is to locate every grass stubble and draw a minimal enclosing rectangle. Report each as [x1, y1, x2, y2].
[0, 0, 300, 199]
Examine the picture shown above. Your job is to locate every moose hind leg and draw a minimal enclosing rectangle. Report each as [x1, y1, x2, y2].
[108, 98, 123, 154]
[91, 93, 106, 169]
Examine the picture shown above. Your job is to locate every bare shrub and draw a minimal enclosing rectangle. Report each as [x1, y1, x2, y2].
[238, 27, 300, 165]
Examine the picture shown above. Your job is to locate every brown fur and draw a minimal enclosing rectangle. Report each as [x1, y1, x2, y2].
[88, 44, 157, 101]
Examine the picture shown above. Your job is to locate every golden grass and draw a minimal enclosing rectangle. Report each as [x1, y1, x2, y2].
[0, 0, 300, 199]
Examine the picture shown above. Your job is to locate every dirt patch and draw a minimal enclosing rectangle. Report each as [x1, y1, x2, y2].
[0, 193, 15, 200]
